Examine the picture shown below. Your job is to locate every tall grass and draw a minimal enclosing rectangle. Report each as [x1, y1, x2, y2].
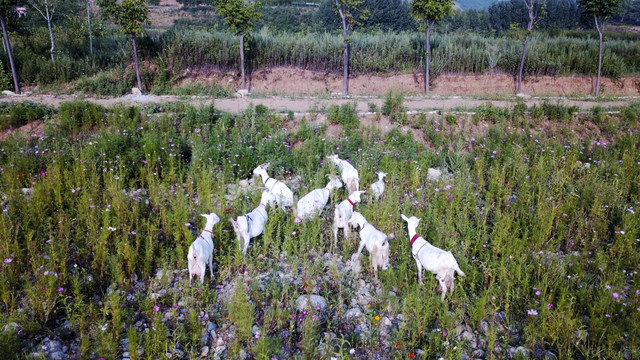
[0, 100, 639, 359]
[160, 29, 640, 77]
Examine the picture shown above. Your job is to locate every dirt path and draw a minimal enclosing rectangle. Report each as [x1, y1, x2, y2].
[2, 72, 638, 114]
[1, 92, 636, 116]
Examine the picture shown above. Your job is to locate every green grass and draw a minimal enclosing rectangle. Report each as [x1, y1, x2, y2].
[0, 100, 638, 359]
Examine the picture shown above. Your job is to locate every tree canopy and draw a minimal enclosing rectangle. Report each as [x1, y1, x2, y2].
[213, 0, 262, 37]
[97, 0, 149, 37]
[410, 0, 455, 25]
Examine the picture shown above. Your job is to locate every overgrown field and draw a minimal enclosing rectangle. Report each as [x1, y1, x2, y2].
[0, 99, 639, 359]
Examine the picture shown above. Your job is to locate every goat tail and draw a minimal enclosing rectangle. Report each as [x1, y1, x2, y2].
[383, 233, 395, 245]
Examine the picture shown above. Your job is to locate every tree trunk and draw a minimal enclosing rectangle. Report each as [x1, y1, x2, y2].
[595, 15, 603, 96]
[336, 0, 349, 95]
[517, 32, 529, 93]
[131, 36, 143, 93]
[240, 33, 246, 89]
[0, 16, 20, 94]
[424, 20, 432, 95]
[45, 9, 55, 62]
[86, 0, 93, 56]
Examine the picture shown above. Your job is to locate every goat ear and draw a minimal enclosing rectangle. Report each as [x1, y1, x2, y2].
[401, 214, 408, 221]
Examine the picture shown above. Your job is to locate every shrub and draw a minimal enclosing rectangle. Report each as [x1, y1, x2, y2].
[327, 103, 360, 131]
[58, 100, 107, 134]
[0, 101, 54, 130]
[381, 92, 407, 124]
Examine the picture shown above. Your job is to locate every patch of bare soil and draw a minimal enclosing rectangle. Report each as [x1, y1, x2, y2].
[243, 68, 640, 97]
[0, 120, 44, 141]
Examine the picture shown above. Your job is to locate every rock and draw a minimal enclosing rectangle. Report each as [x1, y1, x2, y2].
[49, 351, 67, 360]
[236, 89, 249, 97]
[356, 290, 373, 306]
[296, 295, 327, 311]
[3, 322, 19, 333]
[416, 349, 424, 356]
[207, 321, 217, 338]
[201, 346, 210, 357]
[239, 349, 248, 359]
[461, 331, 477, 348]
[479, 320, 490, 335]
[471, 349, 484, 358]
[48, 340, 63, 352]
[122, 352, 130, 358]
[508, 346, 530, 358]
[427, 168, 442, 181]
[131, 88, 142, 96]
[214, 345, 226, 356]
[343, 307, 363, 321]
[2, 90, 16, 96]
[239, 179, 250, 188]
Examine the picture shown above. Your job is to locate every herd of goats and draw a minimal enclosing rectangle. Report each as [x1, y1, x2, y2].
[187, 155, 465, 300]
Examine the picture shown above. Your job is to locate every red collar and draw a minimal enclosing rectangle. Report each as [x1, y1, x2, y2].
[410, 234, 419, 246]
[199, 229, 214, 238]
[347, 198, 355, 206]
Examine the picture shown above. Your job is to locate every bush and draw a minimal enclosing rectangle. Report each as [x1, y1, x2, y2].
[0, 101, 54, 130]
[381, 92, 407, 124]
[58, 100, 106, 134]
[327, 103, 360, 131]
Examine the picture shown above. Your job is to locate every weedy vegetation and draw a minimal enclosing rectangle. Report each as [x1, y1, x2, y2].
[0, 99, 639, 359]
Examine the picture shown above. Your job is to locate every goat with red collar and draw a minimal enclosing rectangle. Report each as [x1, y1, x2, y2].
[332, 190, 365, 248]
[188, 213, 220, 285]
[348, 212, 394, 279]
[252, 163, 294, 210]
[401, 214, 465, 300]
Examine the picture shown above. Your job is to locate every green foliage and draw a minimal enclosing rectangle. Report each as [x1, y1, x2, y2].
[213, 0, 262, 37]
[577, 0, 625, 19]
[97, 0, 150, 37]
[58, 100, 106, 134]
[410, 0, 455, 25]
[327, 102, 359, 131]
[381, 92, 407, 124]
[0, 101, 54, 130]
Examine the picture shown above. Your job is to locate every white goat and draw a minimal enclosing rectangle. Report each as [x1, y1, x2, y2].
[252, 163, 294, 209]
[326, 154, 360, 194]
[295, 175, 343, 220]
[369, 171, 387, 201]
[230, 189, 277, 258]
[332, 190, 365, 247]
[401, 214, 466, 300]
[348, 212, 394, 279]
[188, 212, 220, 285]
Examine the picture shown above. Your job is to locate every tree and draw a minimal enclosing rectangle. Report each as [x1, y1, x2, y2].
[334, 0, 367, 95]
[0, 0, 20, 93]
[97, 0, 149, 93]
[516, 0, 544, 94]
[410, 0, 454, 95]
[577, 0, 624, 96]
[85, 0, 93, 55]
[28, 0, 59, 61]
[213, 0, 261, 91]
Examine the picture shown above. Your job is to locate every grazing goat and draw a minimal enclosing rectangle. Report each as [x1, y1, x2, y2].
[369, 172, 387, 201]
[295, 175, 343, 220]
[401, 214, 466, 300]
[188, 212, 220, 285]
[348, 212, 393, 279]
[326, 154, 360, 194]
[230, 189, 277, 258]
[252, 163, 294, 209]
[332, 190, 365, 247]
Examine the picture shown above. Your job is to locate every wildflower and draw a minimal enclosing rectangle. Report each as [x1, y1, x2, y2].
[292, 231, 297, 235]
[613, 292, 620, 299]
[254, 331, 261, 339]
[636, 290, 640, 296]
[443, 330, 448, 336]
[197, 288, 203, 293]
[450, 233, 455, 236]
[185, 223, 191, 227]
[172, 304, 179, 309]
[410, 353, 415, 358]
[245, 286, 250, 291]
[3, 258, 12, 264]
[153, 305, 159, 312]
[605, 314, 611, 318]
[57, 287, 64, 293]
[166, 353, 172, 358]
[435, 188, 439, 192]
[294, 218, 302, 223]
[396, 342, 401, 346]
[535, 290, 541, 296]
[375, 315, 380, 321]
[349, 349, 355, 354]
[129, 231, 137, 235]
[605, 285, 612, 290]
[527, 309, 538, 316]
[547, 303, 553, 309]
[448, 196, 454, 201]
